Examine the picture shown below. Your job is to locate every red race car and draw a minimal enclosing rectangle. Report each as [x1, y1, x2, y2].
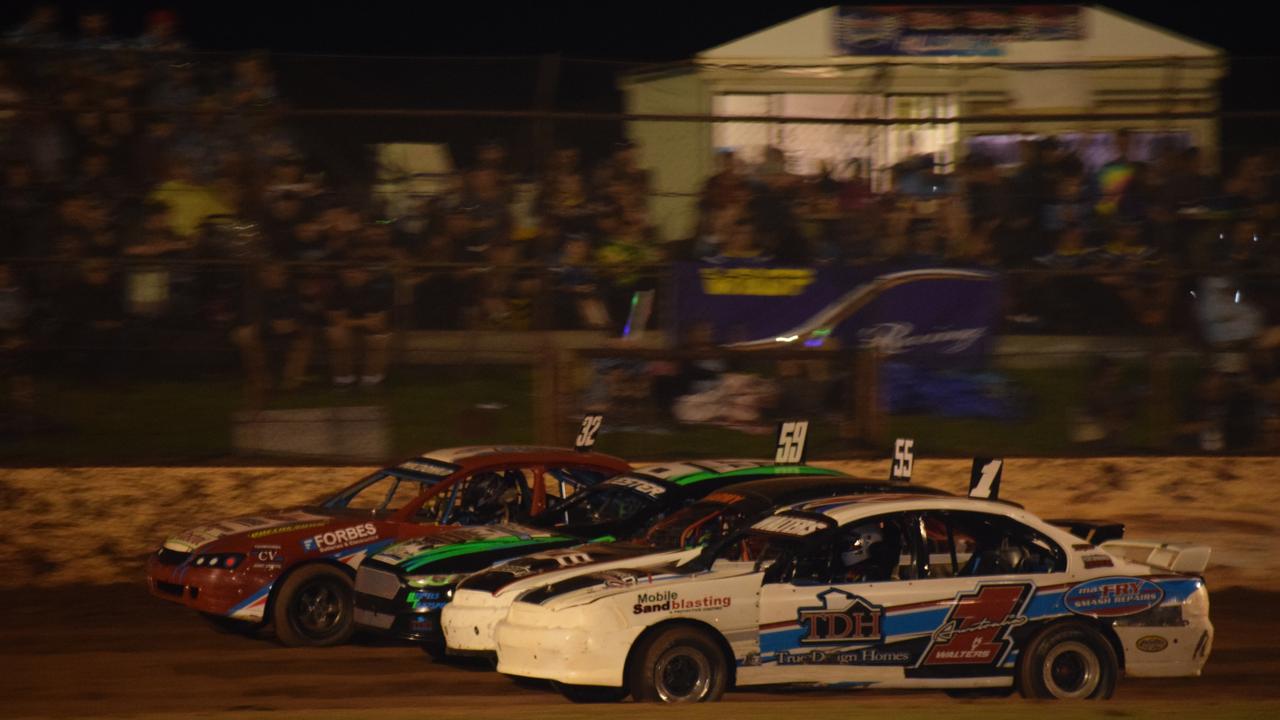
[146, 437, 628, 647]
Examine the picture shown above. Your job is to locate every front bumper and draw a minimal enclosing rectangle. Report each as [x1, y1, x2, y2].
[353, 563, 453, 643]
[441, 589, 510, 653]
[145, 555, 273, 621]
[494, 603, 641, 687]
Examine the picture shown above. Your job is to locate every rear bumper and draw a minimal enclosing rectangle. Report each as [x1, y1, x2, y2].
[1117, 622, 1213, 677]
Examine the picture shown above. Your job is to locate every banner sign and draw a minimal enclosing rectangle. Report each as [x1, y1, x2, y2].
[672, 262, 1002, 358]
[834, 5, 1082, 57]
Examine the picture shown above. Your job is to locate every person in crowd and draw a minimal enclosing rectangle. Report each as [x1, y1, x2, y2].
[135, 9, 186, 52]
[473, 241, 538, 329]
[0, 262, 35, 416]
[325, 263, 393, 388]
[232, 263, 313, 393]
[147, 156, 235, 237]
[706, 217, 772, 265]
[72, 8, 121, 51]
[65, 257, 125, 377]
[549, 234, 609, 330]
[4, 3, 61, 47]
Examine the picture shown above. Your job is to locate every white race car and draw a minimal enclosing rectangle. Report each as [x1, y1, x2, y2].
[493, 478, 1212, 702]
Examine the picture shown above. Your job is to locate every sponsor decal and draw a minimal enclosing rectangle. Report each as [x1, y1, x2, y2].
[798, 589, 883, 644]
[248, 521, 325, 539]
[602, 476, 668, 497]
[602, 570, 651, 589]
[858, 323, 987, 355]
[1136, 635, 1169, 653]
[698, 267, 816, 296]
[1083, 554, 1115, 569]
[703, 491, 746, 505]
[1063, 577, 1164, 618]
[300, 523, 379, 554]
[252, 546, 284, 566]
[397, 460, 454, 476]
[921, 583, 1032, 666]
[778, 647, 913, 666]
[753, 514, 828, 536]
[633, 590, 731, 615]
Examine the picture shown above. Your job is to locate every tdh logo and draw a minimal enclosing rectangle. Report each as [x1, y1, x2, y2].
[921, 583, 1031, 666]
[798, 588, 883, 644]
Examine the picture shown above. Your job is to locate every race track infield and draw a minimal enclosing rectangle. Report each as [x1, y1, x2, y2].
[2, 584, 1277, 720]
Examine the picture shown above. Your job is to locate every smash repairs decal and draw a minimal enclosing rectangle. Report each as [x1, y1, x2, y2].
[1064, 576, 1164, 617]
[920, 583, 1032, 666]
[301, 523, 379, 553]
[633, 589, 732, 615]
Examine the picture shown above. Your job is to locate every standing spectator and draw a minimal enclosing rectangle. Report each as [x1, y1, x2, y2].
[135, 9, 186, 52]
[4, 3, 61, 47]
[549, 234, 608, 329]
[706, 218, 772, 265]
[1, 159, 49, 257]
[597, 207, 662, 333]
[121, 201, 193, 319]
[473, 242, 537, 329]
[325, 264, 393, 388]
[66, 258, 125, 377]
[0, 262, 34, 417]
[1095, 129, 1137, 220]
[231, 53, 278, 109]
[147, 157, 235, 237]
[73, 8, 121, 50]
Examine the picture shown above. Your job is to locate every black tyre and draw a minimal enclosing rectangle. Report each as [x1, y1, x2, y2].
[1016, 621, 1118, 700]
[272, 564, 355, 647]
[553, 681, 629, 703]
[627, 626, 729, 703]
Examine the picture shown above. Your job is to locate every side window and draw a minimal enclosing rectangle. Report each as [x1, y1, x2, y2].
[925, 511, 1064, 578]
[383, 479, 426, 512]
[773, 514, 918, 586]
[444, 469, 532, 525]
[544, 467, 609, 503]
[337, 473, 396, 510]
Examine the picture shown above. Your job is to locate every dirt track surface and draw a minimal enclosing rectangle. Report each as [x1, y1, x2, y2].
[2, 584, 1278, 719]
[2, 457, 1278, 590]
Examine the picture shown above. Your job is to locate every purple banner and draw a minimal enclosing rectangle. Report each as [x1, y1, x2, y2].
[834, 6, 1082, 57]
[672, 262, 1003, 358]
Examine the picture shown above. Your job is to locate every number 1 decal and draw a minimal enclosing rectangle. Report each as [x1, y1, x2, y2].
[575, 415, 603, 450]
[968, 458, 1003, 499]
[775, 421, 809, 464]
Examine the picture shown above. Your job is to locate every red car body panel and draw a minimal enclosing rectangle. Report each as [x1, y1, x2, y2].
[145, 447, 630, 622]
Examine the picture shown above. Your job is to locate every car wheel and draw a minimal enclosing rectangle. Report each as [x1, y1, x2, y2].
[1017, 621, 1118, 700]
[272, 564, 355, 647]
[553, 681, 629, 703]
[628, 626, 728, 703]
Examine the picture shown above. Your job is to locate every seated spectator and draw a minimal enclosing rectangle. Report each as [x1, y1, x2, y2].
[706, 218, 772, 265]
[473, 242, 538, 329]
[550, 234, 609, 330]
[595, 140, 650, 195]
[1042, 172, 1092, 234]
[325, 264, 392, 388]
[232, 263, 313, 392]
[597, 209, 662, 333]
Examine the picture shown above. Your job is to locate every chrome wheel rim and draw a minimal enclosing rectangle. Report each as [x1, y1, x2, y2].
[1043, 640, 1101, 698]
[654, 646, 712, 702]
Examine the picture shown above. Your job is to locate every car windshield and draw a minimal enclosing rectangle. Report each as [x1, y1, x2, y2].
[639, 491, 771, 549]
[321, 461, 455, 512]
[532, 473, 674, 530]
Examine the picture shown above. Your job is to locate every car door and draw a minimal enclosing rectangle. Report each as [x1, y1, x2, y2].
[746, 511, 928, 687]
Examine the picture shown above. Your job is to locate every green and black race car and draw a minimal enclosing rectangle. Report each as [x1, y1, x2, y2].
[352, 459, 847, 652]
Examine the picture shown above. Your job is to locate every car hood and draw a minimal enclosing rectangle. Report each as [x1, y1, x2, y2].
[160, 508, 341, 553]
[513, 559, 760, 610]
[460, 541, 689, 596]
[372, 524, 578, 574]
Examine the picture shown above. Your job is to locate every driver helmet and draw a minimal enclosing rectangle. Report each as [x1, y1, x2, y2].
[841, 524, 884, 568]
[463, 473, 509, 513]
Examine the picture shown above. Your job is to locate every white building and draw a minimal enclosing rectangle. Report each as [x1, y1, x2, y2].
[622, 5, 1224, 241]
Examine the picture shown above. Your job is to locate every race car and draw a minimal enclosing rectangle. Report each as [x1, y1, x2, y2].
[493, 463, 1213, 702]
[441, 472, 948, 659]
[145, 436, 629, 647]
[353, 458, 849, 652]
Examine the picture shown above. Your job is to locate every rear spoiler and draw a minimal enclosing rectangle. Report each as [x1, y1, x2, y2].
[1048, 519, 1126, 545]
[1099, 539, 1212, 575]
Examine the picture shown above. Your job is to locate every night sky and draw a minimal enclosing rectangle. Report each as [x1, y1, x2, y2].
[1, 1, 1271, 59]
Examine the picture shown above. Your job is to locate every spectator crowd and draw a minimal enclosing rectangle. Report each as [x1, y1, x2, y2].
[1, 4, 1279, 418]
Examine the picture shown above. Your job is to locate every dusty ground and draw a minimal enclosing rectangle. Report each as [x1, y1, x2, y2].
[0, 583, 1275, 719]
[2, 460, 1279, 719]
[1, 457, 1277, 589]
